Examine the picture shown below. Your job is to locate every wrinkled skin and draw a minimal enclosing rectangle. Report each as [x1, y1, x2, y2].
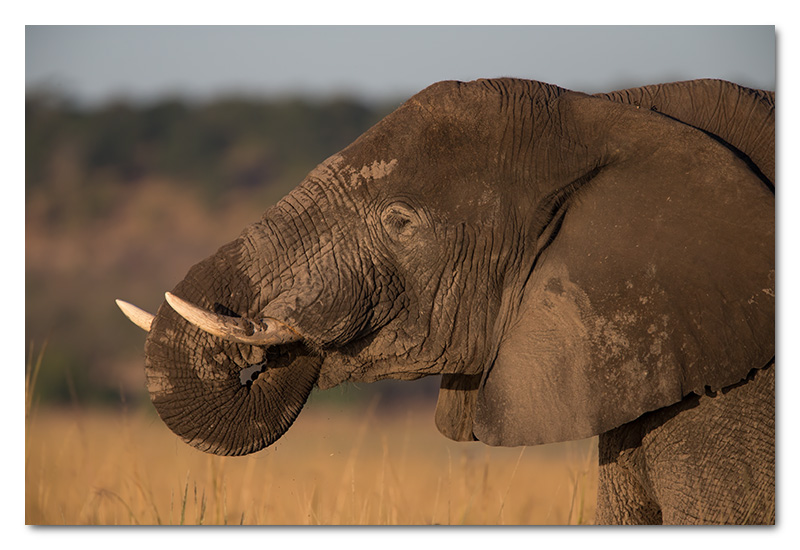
[134, 78, 774, 524]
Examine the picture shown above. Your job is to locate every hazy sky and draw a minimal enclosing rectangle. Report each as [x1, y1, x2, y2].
[26, 26, 775, 106]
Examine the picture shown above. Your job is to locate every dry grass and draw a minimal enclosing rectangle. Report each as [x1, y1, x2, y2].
[25, 395, 597, 526]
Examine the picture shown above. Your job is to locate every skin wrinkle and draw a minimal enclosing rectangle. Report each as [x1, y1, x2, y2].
[162, 380, 234, 449]
[451, 249, 479, 363]
[253, 218, 301, 302]
[364, 235, 407, 332]
[330, 197, 496, 381]
[422, 248, 448, 347]
[428, 243, 458, 332]
[518, 95, 538, 185]
[441, 226, 474, 364]
[248, 383, 272, 450]
[282, 195, 315, 273]
[295, 168, 391, 345]
[269, 209, 299, 261]
[508, 91, 521, 179]
[272, 189, 341, 338]
[202, 387, 247, 454]
[387, 210, 449, 359]
[730, 87, 747, 146]
[290, 186, 323, 241]
[250, 377, 279, 449]
[710, 82, 726, 135]
[250, 226, 278, 296]
[463, 233, 485, 353]
[444, 227, 468, 353]
[462, 228, 490, 364]
[497, 86, 513, 175]
[505, 86, 535, 188]
[282, 156, 449, 381]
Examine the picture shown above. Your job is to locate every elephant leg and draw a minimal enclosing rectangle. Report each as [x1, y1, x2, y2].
[597, 425, 662, 524]
[640, 362, 775, 524]
[600, 362, 775, 525]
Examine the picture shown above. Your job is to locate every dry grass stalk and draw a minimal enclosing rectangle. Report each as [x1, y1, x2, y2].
[25, 402, 597, 525]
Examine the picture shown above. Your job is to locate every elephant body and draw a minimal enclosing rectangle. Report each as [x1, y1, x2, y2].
[118, 78, 774, 524]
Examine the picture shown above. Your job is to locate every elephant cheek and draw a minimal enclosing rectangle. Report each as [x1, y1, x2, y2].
[144, 319, 321, 456]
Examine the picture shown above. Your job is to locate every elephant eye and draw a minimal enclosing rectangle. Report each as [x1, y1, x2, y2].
[380, 201, 422, 241]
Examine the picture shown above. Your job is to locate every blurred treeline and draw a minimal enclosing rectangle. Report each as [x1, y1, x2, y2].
[26, 90, 415, 407]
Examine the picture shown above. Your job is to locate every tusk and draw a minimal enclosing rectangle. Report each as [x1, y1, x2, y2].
[116, 299, 155, 332]
[164, 292, 300, 346]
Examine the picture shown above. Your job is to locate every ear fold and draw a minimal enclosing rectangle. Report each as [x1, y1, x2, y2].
[595, 79, 774, 186]
[472, 128, 774, 446]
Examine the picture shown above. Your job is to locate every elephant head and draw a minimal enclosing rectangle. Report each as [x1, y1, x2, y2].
[118, 78, 774, 455]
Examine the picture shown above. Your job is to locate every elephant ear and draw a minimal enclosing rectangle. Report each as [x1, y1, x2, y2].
[436, 373, 480, 441]
[472, 122, 774, 446]
[595, 79, 775, 186]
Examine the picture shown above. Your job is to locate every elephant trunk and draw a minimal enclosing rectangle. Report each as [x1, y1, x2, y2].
[138, 165, 371, 455]
[142, 236, 322, 456]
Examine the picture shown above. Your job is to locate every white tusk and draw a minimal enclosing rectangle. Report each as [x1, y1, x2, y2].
[164, 292, 300, 346]
[116, 299, 155, 332]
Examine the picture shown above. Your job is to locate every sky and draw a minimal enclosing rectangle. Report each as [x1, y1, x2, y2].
[26, 26, 776, 107]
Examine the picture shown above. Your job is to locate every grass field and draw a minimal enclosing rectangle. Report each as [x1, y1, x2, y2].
[25, 393, 598, 526]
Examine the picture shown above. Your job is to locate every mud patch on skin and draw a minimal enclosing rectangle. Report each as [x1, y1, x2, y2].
[196, 358, 228, 382]
[311, 154, 400, 191]
[544, 277, 565, 296]
[593, 316, 632, 361]
[359, 159, 399, 180]
[538, 262, 680, 393]
[145, 370, 175, 397]
[746, 270, 775, 305]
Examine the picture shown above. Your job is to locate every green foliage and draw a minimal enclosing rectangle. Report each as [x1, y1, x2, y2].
[26, 93, 397, 202]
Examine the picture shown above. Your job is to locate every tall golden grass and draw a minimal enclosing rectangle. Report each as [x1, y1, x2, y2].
[25, 349, 598, 525]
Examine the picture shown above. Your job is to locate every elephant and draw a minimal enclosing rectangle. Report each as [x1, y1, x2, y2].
[117, 78, 775, 525]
